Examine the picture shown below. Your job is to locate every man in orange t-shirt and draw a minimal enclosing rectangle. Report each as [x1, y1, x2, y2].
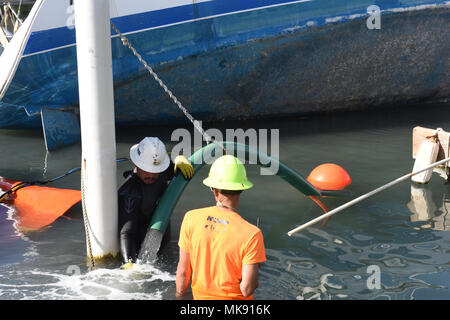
[176, 155, 266, 300]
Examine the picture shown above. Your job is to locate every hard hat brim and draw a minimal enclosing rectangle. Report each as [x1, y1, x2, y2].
[129, 143, 171, 173]
[202, 177, 253, 191]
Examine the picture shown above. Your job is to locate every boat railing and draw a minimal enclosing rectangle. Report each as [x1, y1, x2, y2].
[0, 1, 35, 48]
[0, 0, 43, 100]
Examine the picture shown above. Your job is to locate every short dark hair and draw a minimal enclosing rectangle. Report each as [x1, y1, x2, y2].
[213, 188, 243, 196]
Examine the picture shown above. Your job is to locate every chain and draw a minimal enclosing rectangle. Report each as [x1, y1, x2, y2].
[110, 22, 225, 152]
[81, 159, 95, 270]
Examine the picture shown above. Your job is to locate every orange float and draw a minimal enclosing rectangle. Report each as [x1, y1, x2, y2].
[307, 163, 352, 191]
[0, 178, 81, 231]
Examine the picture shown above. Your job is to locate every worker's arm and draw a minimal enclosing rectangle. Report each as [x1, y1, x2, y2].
[118, 189, 140, 263]
[176, 247, 192, 299]
[119, 225, 137, 263]
[240, 263, 261, 297]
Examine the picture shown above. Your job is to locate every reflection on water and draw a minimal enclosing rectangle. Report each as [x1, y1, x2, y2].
[408, 184, 450, 231]
[0, 103, 450, 299]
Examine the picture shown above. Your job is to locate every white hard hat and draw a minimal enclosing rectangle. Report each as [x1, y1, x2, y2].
[129, 137, 170, 173]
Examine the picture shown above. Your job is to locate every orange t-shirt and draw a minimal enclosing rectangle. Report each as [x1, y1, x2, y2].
[178, 206, 266, 300]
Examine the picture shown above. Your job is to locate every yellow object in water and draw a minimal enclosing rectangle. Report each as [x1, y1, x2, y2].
[121, 262, 135, 270]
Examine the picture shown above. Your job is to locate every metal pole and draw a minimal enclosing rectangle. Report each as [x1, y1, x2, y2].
[74, 0, 118, 261]
[287, 156, 450, 236]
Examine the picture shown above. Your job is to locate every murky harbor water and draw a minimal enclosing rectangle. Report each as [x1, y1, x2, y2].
[0, 102, 449, 300]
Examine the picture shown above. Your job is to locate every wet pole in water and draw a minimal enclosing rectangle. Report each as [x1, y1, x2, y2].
[74, 0, 119, 262]
[287, 156, 450, 236]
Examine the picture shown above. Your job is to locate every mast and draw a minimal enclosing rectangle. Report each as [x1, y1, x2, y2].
[74, 0, 119, 264]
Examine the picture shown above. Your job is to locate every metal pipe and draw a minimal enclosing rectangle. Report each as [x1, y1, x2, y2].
[287, 156, 450, 236]
[74, 0, 118, 262]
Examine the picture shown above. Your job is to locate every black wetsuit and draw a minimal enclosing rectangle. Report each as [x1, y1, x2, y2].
[118, 163, 174, 263]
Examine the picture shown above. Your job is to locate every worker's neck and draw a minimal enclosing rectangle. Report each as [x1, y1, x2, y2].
[216, 197, 239, 213]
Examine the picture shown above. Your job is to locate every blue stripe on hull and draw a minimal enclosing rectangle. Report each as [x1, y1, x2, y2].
[23, 0, 446, 55]
[1, 0, 449, 128]
[26, 0, 312, 55]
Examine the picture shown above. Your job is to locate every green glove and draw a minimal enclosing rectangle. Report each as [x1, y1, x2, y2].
[174, 155, 194, 180]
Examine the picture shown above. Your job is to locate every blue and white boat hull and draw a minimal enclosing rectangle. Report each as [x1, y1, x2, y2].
[0, 0, 449, 130]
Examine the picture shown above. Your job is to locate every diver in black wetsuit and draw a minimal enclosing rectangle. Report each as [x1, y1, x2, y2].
[118, 137, 194, 265]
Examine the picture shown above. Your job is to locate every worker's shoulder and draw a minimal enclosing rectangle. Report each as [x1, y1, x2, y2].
[239, 217, 262, 236]
[118, 174, 141, 197]
[184, 206, 215, 218]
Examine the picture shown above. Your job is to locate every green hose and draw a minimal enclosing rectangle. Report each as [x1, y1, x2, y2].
[149, 141, 326, 233]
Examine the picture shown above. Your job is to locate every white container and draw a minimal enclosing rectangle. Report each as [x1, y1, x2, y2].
[412, 139, 439, 184]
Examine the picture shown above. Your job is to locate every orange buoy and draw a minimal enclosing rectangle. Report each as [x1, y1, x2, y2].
[307, 163, 352, 191]
[1, 179, 81, 231]
[14, 185, 81, 231]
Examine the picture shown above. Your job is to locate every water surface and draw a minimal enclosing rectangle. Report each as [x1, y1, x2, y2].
[1, 102, 449, 300]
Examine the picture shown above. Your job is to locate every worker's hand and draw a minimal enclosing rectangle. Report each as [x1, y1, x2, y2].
[175, 291, 193, 300]
[174, 155, 194, 180]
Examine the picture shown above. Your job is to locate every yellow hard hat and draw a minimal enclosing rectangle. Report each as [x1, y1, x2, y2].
[203, 155, 253, 191]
